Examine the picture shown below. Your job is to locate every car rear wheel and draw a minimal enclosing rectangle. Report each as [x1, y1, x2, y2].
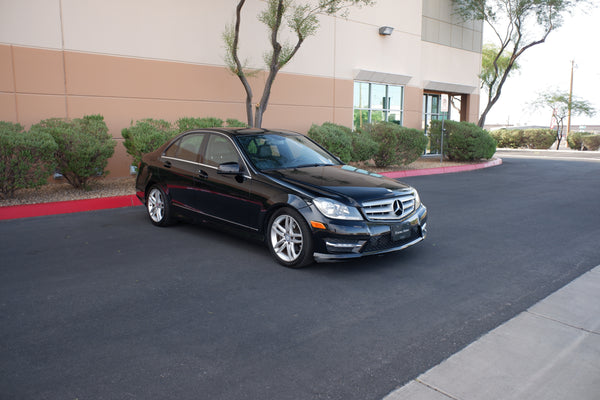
[267, 208, 313, 268]
[147, 185, 174, 226]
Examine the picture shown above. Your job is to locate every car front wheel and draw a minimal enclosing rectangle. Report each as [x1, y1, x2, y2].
[146, 185, 174, 226]
[267, 208, 314, 268]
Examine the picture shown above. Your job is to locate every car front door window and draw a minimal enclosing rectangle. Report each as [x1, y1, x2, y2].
[205, 135, 240, 167]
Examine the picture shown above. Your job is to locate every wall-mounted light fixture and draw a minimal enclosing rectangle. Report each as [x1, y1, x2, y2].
[379, 26, 394, 36]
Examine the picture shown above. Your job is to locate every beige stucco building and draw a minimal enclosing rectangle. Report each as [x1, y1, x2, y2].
[0, 0, 483, 177]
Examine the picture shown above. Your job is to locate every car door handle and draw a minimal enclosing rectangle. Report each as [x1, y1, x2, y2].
[163, 160, 172, 168]
[197, 169, 208, 179]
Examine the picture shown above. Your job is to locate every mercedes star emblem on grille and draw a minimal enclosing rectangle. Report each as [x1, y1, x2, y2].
[393, 199, 403, 216]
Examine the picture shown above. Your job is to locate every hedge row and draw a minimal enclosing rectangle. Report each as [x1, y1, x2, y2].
[307, 122, 378, 164]
[309, 120, 495, 167]
[490, 128, 556, 149]
[1, 115, 246, 198]
[122, 117, 246, 166]
[2, 115, 499, 198]
[1, 115, 115, 198]
[567, 131, 600, 151]
[308, 122, 427, 167]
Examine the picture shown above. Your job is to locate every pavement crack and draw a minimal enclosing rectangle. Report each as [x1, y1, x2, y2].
[526, 311, 600, 336]
[415, 378, 462, 400]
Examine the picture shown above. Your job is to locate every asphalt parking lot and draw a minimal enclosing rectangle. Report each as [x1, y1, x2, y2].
[1, 157, 599, 400]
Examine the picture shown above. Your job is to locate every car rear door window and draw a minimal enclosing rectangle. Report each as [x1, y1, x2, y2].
[164, 134, 206, 163]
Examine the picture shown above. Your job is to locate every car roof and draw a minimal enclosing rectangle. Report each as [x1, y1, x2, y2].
[180, 127, 302, 137]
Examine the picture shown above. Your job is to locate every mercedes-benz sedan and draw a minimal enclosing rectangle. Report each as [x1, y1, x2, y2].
[135, 128, 427, 268]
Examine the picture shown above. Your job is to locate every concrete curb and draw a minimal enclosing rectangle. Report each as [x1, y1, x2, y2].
[380, 158, 502, 179]
[0, 159, 502, 220]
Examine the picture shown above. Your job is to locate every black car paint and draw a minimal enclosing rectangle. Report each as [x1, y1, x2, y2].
[136, 128, 427, 264]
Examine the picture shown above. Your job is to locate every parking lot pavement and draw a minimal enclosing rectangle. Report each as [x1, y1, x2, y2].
[383, 264, 600, 400]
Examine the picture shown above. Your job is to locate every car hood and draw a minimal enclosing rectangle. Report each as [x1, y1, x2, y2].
[263, 165, 413, 204]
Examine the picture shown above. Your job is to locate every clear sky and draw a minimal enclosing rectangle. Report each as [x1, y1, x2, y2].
[480, 4, 600, 128]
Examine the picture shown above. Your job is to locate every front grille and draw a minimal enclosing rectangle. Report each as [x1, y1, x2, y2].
[361, 192, 416, 221]
[362, 228, 419, 253]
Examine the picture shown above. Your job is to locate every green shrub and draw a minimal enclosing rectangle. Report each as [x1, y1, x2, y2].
[490, 129, 524, 148]
[308, 123, 353, 162]
[522, 129, 556, 149]
[31, 115, 116, 190]
[489, 130, 503, 147]
[491, 128, 556, 149]
[568, 131, 599, 150]
[350, 129, 378, 163]
[0, 122, 57, 198]
[175, 117, 247, 132]
[122, 119, 177, 166]
[176, 117, 224, 132]
[581, 134, 600, 151]
[225, 118, 248, 127]
[430, 120, 496, 161]
[308, 122, 377, 163]
[567, 131, 585, 150]
[362, 122, 427, 167]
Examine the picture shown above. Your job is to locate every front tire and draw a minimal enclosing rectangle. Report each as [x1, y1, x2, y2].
[267, 207, 313, 268]
[146, 185, 174, 226]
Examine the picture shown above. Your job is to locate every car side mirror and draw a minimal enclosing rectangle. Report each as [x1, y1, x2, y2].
[217, 162, 242, 175]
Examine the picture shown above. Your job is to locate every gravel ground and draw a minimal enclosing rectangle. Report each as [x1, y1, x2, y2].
[0, 156, 470, 207]
[0, 177, 136, 207]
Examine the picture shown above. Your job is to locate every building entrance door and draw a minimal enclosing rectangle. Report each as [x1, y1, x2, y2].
[423, 93, 462, 154]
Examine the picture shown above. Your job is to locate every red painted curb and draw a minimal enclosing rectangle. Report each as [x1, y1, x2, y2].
[0, 159, 501, 220]
[380, 158, 502, 179]
[0, 195, 142, 220]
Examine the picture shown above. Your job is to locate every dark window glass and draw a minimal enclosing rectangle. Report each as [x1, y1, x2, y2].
[237, 133, 340, 170]
[164, 138, 181, 158]
[176, 134, 205, 162]
[205, 135, 240, 167]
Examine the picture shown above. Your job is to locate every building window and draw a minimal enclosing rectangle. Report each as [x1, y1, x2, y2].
[353, 82, 404, 130]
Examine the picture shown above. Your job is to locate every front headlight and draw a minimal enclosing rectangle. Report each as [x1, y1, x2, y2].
[413, 189, 421, 208]
[313, 197, 363, 220]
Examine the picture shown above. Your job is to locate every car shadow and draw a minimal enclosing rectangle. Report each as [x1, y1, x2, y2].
[181, 218, 421, 274]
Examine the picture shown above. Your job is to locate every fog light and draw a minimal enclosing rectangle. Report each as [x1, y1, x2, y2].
[325, 239, 367, 254]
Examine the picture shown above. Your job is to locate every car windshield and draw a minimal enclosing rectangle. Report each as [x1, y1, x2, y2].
[236, 133, 342, 170]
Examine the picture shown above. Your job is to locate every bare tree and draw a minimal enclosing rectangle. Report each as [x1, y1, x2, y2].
[452, 0, 590, 128]
[534, 90, 595, 149]
[223, 0, 375, 128]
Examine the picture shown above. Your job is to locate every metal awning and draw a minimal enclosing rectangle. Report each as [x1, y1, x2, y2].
[354, 69, 412, 85]
[423, 81, 476, 94]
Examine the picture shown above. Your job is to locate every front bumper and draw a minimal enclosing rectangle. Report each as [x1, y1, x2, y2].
[309, 204, 428, 263]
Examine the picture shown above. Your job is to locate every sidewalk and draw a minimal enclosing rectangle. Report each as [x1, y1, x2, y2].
[383, 265, 600, 400]
[496, 148, 600, 162]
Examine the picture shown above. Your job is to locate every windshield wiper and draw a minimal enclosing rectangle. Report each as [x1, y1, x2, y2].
[292, 163, 335, 169]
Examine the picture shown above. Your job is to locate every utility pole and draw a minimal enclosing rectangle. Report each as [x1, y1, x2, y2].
[566, 60, 574, 138]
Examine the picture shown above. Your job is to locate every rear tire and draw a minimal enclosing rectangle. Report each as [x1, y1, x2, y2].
[146, 185, 174, 227]
[267, 207, 313, 268]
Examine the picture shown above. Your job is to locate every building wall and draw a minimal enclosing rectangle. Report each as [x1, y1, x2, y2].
[0, 0, 482, 177]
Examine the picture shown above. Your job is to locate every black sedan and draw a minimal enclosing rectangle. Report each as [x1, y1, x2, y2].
[135, 128, 427, 268]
